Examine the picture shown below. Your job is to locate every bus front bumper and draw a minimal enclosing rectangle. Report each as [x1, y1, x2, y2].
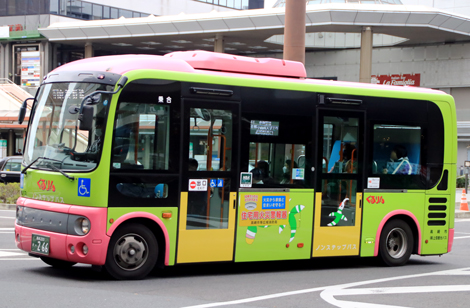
[15, 197, 110, 266]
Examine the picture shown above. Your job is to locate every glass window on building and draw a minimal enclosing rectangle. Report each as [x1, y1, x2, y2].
[82, 1, 92, 19]
[92, 4, 103, 20]
[67, 0, 82, 18]
[50, 0, 59, 14]
[59, 0, 67, 15]
[110, 7, 118, 18]
[103, 6, 110, 18]
[119, 9, 133, 18]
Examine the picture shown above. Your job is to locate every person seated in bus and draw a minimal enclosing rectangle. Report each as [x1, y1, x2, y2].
[189, 158, 199, 171]
[383, 145, 412, 175]
[252, 167, 264, 184]
[281, 160, 298, 184]
[328, 143, 356, 173]
[255, 160, 276, 185]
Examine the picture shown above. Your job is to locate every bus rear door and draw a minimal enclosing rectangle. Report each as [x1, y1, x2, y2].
[313, 108, 364, 257]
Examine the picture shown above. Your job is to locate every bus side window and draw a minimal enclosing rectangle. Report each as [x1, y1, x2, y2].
[249, 142, 306, 187]
[370, 124, 422, 188]
[112, 103, 171, 170]
[116, 183, 169, 199]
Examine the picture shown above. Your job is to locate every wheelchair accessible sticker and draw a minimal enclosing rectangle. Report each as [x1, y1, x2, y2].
[78, 178, 91, 197]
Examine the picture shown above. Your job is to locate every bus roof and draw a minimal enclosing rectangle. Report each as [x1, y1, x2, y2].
[52, 51, 445, 96]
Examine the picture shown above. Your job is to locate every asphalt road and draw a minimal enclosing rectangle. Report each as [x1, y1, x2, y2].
[1, 208, 470, 308]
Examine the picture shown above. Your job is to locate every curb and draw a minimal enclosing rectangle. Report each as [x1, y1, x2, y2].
[0, 204, 16, 210]
[455, 211, 470, 218]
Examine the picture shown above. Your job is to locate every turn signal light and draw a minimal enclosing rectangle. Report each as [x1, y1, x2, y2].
[297, 243, 304, 248]
[162, 212, 172, 219]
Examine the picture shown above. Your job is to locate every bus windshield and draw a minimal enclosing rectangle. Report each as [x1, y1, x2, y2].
[24, 82, 112, 171]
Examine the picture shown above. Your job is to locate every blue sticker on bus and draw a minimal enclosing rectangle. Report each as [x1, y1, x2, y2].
[262, 196, 286, 209]
[217, 179, 224, 187]
[78, 178, 91, 197]
[210, 179, 217, 188]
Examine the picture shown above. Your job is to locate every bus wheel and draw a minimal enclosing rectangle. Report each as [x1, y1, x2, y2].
[105, 224, 158, 280]
[379, 219, 413, 266]
[40, 256, 76, 268]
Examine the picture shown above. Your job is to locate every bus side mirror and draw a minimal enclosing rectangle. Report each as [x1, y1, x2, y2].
[78, 105, 94, 131]
[18, 98, 33, 124]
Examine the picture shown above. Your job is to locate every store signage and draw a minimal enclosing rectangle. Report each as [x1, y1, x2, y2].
[21, 51, 41, 87]
[371, 74, 420, 87]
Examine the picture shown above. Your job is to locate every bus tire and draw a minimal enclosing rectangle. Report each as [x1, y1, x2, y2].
[105, 223, 158, 280]
[40, 256, 76, 268]
[379, 219, 413, 266]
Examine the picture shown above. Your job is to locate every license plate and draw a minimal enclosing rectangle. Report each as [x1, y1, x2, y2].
[31, 234, 50, 255]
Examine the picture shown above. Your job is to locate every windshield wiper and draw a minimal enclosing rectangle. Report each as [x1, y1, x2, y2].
[46, 163, 75, 181]
[21, 157, 74, 181]
[21, 156, 46, 174]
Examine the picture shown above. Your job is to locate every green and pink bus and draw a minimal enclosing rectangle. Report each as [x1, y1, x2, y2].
[15, 51, 456, 279]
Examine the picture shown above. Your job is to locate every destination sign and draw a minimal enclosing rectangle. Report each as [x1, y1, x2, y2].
[250, 120, 279, 136]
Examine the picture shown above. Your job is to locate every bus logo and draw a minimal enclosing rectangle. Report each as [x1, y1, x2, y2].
[366, 196, 385, 204]
[37, 179, 55, 192]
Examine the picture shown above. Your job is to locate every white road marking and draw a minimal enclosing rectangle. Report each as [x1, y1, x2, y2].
[454, 236, 470, 239]
[0, 232, 14, 234]
[0, 250, 25, 257]
[0, 258, 40, 261]
[0, 228, 14, 231]
[182, 267, 470, 308]
[0, 216, 15, 219]
[0, 210, 15, 212]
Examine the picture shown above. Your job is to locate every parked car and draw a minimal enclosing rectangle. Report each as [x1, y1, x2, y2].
[0, 156, 22, 183]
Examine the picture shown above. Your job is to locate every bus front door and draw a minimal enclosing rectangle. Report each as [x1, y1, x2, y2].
[313, 109, 364, 257]
[177, 100, 239, 263]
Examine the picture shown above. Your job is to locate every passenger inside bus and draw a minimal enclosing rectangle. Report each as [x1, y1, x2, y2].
[251, 167, 264, 184]
[383, 145, 412, 175]
[189, 158, 199, 171]
[328, 142, 357, 174]
[281, 159, 298, 184]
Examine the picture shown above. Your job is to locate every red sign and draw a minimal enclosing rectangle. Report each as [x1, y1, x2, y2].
[189, 181, 196, 189]
[8, 24, 23, 32]
[371, 74, 420, 87]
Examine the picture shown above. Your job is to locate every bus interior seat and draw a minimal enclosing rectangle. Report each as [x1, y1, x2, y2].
[327, 140, 342, 172]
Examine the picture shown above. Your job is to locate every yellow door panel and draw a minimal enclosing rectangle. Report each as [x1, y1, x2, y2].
[177, 192, 236, 263]
[312, 192, 362, 257]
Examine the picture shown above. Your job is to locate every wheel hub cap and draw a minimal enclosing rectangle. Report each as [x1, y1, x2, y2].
[114, 234, 148, 270]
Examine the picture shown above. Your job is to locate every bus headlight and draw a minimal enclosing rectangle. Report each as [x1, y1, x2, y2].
[74, 217, 91, 235]
[16, 206, 24, 225]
